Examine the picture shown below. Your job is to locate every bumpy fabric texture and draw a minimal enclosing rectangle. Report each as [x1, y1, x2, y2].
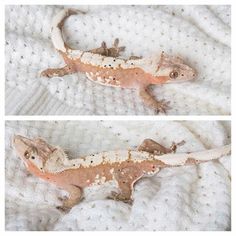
[5, 5, 231, 115]
[5, 121, 231, 230]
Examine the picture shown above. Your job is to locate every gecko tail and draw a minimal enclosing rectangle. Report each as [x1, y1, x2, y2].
[51, 8, 86, 52]
[155, 144, 231, 167]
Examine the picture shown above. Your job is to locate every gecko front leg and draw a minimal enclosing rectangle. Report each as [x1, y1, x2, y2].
[110, 162, 162, 203]
[110, 166, 144, 204]
[41, 65, 75, 78]
[138, 86, 170, 114]
[57, 185, 82, 211]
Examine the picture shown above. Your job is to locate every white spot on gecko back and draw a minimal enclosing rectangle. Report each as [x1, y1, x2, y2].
[80, 52, 93, 64]
[131, 151, 153, 162]
[120, 55, 160, 75]
[87, 53, 104, 66]
[77, 50, 160, 77]
[80, 52, 125, 69]
[68, 49, 83, 59]
[41, 145, 230, 173]
[101, 57, 119, 69]
[44, 150, 156, 173]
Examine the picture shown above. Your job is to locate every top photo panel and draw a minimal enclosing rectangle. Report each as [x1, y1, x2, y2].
[5, 5, 231, 115]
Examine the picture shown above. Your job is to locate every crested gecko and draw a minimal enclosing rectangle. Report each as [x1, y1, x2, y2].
[12, 135, 230, 210]
[41, 9, 197, 113]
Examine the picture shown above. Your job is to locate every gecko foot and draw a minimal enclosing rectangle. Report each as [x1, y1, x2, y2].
[40, 69, 55, 78]
[56, 205, 70, 212]
[40, 65, 74, 78]
[170, 140, 186, 153]
[108, 38, 125, 57]
[139, 87, 170, 114]
[109, 191, 133, 204]
[58, 196, 68, 202]
[57, 196, 71, 212]
[154, 99, 170, 114]
[89, 38, 125, 57]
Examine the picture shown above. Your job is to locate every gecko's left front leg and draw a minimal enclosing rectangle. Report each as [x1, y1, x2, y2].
[57, 185, 83, 211]
[110, 166, 144, 204]
[138, 86, 170, 114]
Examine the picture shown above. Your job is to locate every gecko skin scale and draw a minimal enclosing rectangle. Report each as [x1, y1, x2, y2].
[41, 9, 197, 113]
[12, 135, 230, 210]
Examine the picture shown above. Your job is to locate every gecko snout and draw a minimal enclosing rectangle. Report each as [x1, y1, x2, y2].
[190, 69, 197, 80]
[12, 135, 21, 145]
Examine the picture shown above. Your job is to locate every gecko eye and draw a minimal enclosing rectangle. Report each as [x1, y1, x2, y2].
[24, 151, 30, 159]
[169, 71, 179, 79]
[31, 156, 35, 160]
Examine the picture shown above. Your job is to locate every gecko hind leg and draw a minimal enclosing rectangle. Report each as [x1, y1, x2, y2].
[89, 41, 109, 56]
[89, 38, 125, 57]
[138, 139, 186, 154]
[41, 65, 75, 78]
[138, 139, 173, 154]
[108, 38, 126, 57]
[139, 86, 170, 114]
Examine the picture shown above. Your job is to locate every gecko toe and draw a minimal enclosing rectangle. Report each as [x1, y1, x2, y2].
[108, 191, 133, 204]
[40, 70, 53, 78]
[56, 205, 70, 212]
[58, 196, 68, 202]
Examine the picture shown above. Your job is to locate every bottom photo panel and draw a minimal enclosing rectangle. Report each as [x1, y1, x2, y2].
[5, 120, 231, 231]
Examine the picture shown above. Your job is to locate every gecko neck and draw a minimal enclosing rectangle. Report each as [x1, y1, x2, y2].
[150, 75, 169, 84]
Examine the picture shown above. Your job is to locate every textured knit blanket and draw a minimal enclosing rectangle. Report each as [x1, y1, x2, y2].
[5, 5, 231, 115]
[5, 121, 231, 230]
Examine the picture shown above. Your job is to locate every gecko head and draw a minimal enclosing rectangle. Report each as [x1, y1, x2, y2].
[12, 135, 56, 172]
[155, 52, 197, 83]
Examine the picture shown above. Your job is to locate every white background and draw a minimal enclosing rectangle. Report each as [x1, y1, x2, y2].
[0, 0, 235, 235]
